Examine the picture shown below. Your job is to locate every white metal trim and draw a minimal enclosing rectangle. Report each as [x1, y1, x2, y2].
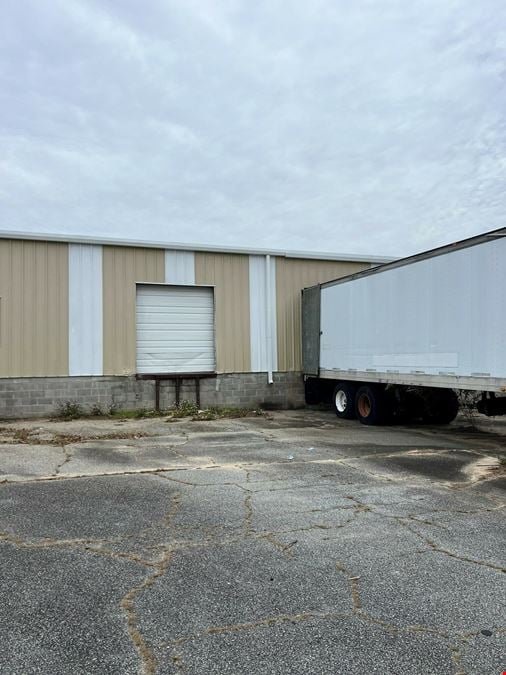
[165, 250, 195, 284]
[268, 256, 278, 374]
[319, 227, 506, 290]
[249, 255, 278, 374]
[266, 254, 273, 383]
[0, 229, 393, 264]
[319, 368, 506, 393]
[68, 244, 103, 376]
[249, 255, 265, 372]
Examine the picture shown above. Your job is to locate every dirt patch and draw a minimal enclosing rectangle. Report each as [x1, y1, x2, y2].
[462, 456, 504, 483]
[0, 427, 151, 447]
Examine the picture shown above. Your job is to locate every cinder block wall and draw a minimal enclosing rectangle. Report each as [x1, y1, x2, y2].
[0, 373, 305, 419]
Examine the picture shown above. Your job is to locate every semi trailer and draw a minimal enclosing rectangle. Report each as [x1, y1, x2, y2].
[301, 227, 506, 425]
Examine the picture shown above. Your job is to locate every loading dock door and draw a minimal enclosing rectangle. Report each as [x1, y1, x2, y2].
[136, 285, 215, 374]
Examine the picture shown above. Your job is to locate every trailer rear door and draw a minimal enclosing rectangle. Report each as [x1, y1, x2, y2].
[301, 285, 321, 376]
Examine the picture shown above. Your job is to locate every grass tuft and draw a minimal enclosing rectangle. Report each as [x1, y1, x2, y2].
[167, 400, 200, 419]
[192, 406, 266, 421]
[54, 401, 84, 420]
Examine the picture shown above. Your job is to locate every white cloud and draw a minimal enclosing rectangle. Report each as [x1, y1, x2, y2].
[0, 0, 505, 256]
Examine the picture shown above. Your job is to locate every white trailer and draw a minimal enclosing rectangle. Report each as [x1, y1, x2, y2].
[301, 228, 506, 424]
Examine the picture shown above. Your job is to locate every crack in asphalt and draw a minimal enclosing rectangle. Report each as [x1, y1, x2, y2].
[2, 464, 502, 570]
[170, 649, 186, 673]
[121, 551, 173, 675]
[120, 492, 182, 675]
[331, 559, 478, 675]
[334, 559, 447, 638]
[169, 610, 349, 647]
[0, 428, 154, 447]
[54, 444, 73, 476]
[133, 493, 502, 671]
[0, 467, 197, 485]
[243, 493, 253, 537]
[449, 641, 467, 675]
[1, 447, 503, 493]
[261, 533, 297, 558]
[0, 415, 504, 674]
[395, 518, 506, 574]
[157, 549, 483, 671]
[0, 531, 156, 568]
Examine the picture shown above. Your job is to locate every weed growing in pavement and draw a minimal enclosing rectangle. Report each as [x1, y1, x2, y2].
[47, 399, 268, 423]
[130, 408, 165, 419]
[106, 408, 166, 419]
[54, 401, 84, 420]
[167, 400, 200, 419]
[108, 401, 118, 416]
[457, 391, 480, 427]
[163, 401, 267, 421]
[54, 400, 168, 421]
[192, 406, 266, 421]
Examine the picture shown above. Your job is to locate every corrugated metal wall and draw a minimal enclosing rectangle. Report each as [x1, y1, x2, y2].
[0, 239, 69, 377]
[275, 258, 368, 371]
[195, 252, 251, 373]
[103, 246, 165, 375]
[0, 236, 375, 379]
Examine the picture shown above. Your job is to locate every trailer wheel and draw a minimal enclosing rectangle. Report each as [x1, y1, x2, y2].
[355, 384, 389, 425]
[333, 382, 357, 419]
[423, 389, 459, 424]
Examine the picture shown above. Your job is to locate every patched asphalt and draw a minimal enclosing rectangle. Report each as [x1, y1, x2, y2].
[0, 410, 504, 674]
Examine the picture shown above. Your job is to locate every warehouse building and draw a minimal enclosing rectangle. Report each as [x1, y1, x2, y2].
[0, 232, 389, 417]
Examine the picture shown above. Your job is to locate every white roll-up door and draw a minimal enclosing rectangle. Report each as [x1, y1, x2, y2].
[136, 284, 215, 374]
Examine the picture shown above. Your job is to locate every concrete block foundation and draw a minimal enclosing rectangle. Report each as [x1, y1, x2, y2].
[0, 372, 305, 419]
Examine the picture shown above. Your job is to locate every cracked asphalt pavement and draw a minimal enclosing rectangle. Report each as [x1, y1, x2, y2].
[0, 410, 504, 674]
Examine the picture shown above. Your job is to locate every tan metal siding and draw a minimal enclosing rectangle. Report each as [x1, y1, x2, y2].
[0, 239, 68, 377]
[276, 258, 369, 372]
[103, 246, 165, 375]
[195, 253, 250, 373]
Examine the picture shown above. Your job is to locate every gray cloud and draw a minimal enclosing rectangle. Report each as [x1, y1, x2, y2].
[1, 0, 505, 256]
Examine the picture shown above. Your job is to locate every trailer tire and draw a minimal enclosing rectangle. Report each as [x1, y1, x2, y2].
[355, 384, 389, 425]
[423, 389, 459, 424]
[333, 382, 357, 419]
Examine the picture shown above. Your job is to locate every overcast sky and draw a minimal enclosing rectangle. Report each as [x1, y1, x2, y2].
[1, 1, 505, 258]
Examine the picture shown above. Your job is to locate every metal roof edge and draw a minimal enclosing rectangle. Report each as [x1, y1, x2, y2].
[317, 226, 506, 290]
[0, 230, 394, 264]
